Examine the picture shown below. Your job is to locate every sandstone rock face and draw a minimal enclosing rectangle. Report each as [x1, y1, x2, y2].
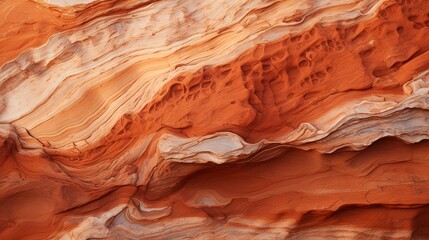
[1, 0, 429, 239]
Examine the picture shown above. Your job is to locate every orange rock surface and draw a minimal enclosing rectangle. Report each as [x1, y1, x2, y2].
[1, 0, 429, 239]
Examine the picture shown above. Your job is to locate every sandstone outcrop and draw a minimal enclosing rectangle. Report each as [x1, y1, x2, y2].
[1, 0, 429, 239]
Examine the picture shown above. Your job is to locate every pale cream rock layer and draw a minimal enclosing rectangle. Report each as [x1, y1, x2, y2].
[42, 0, 98, 7]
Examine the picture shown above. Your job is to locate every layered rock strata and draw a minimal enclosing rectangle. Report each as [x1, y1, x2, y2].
[1, 0, 429, 239]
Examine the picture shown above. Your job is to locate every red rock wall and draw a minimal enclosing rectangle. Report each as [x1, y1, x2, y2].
[1, 0, 429, 239]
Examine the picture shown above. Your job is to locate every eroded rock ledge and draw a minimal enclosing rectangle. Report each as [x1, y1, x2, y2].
[1, 0, 429, 239]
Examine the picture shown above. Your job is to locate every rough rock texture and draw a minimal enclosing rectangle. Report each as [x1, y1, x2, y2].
[1, 0, 429, 239]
